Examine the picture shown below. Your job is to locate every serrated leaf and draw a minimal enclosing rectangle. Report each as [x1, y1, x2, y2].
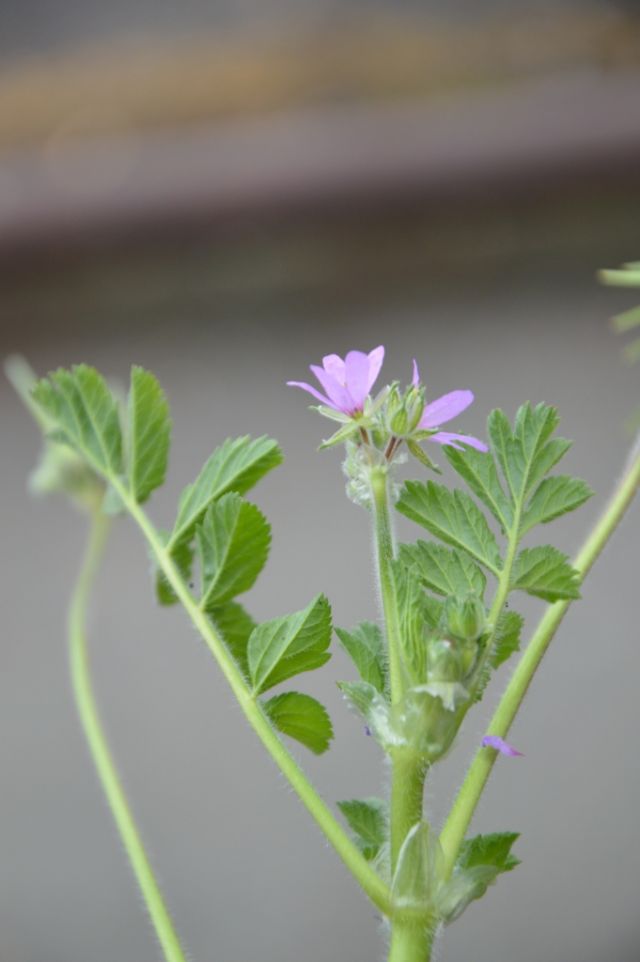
[398, 541, 486, 599]
[335, 622, 387, 694]
[170, 436, 282, 548]
[154, 532, 194, 605]
[440, 832, 520, 923]
[32, 365, 123, 477]
[248, 595, 331, 694]
[264, 691, 333, 754]
[489, 403, 571, 506]
[210, 601, 256, 678]
[443, 445, 512, 531]
[397, 481, 502, 575]
[511, 546, 581, 601]
[458, 832, 520, 874]
[337, 798, 388, 860]
[127, 366, 170, 503]
[521, 475, 593, 534]
[490, 610, 523, 669]
[197, 493, 270, 610]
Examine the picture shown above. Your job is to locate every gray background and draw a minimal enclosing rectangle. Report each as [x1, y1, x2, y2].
[2, 260, 639, 962]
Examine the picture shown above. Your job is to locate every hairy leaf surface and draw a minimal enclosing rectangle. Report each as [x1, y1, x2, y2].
[335, 622, 387, 694]
[248, 595, 331, 694]
[397, 481, 502, 574]
[511, 546, 581, 601]
[398, 541, 486, 599]
[521, 475, 593, 534]
[171, 436, 282, 547]
[264, 691, 333, 754]
[33, 365, 123, 476]
[337, 798, 388, 860]
[127, 367, 170, 503]
[197, 493, 270, 609]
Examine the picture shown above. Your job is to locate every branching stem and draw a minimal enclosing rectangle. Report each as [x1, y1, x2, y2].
[111, 480, 392, 916]
[439, 442, 640, 876]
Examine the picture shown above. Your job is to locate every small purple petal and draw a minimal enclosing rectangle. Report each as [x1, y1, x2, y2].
[428, 431, 489, 452]
[366, 345, 385, 392]
[364, 725, 372, 737]
[344, 350, 373, 409]
[322, 353, 346, 381]
[310, 364, 352, 412]
[411, 358, 420, 388]
[286, 380, 333, 407]
[482, 735, 523, 757]
[421, 390, 475, 428]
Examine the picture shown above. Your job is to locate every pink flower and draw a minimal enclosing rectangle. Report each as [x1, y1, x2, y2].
[287, 347, 385, 416]
[412, 360, 488, 452]
[482, 735, 523, 757]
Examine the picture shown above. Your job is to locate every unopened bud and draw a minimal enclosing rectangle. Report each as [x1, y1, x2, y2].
[446, 595, 486, 643]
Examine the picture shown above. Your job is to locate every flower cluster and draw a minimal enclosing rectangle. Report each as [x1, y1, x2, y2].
[287, 346, 487, 462]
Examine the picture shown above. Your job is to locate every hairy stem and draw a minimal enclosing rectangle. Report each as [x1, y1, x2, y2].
[370, 465, 404, 705]
[388, 919, 435, 962]
[112, 481, 392, 915]
[69, 508, 189, 962]
[439, 441, 640, 876]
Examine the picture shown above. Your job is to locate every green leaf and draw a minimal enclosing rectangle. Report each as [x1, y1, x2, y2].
[197, 493, 270, 610]
[398, 541, 486, 599]
[248, 595, 332, 694]
[511, 546, 581, 601]
[337, 798, 388, 860]
[457, 832, 520, 875]
[32, 365, 123, 477]
[263, 691, 333, 754]
[127, 367, 171, 503]
[154, 533, 194, 605]
[488, 404, 571, 505]
[210, 601, 256, 678]
[490, 609, 523, 669]
[611, 303, 640, 334]
[335, 622, 387, 694]
[397, 481, 502, 575]
[439, 831, 520, 923]
[443, 445, 512, 531]
[521, 475, 593, 534]
[170, 436, 282, 548]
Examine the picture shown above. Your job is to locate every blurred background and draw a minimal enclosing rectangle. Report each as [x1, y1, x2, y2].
[1, 1, 640, 960]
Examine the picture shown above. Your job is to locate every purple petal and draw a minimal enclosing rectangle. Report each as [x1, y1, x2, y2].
[322, 353, 345, 381]
[428, 431, 489, 452]
[421, 390, 475, 428]
[286, 380, 334, 407]
[343, 351, 371, 409]
[411, 358, 420, 388]
[366, 346, 385, 391]
[482, 735, 523, 757]
[310, 364, 352, 412]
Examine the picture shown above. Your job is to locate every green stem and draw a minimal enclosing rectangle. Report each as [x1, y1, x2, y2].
[370, 465, 404, 705]
[440, 441, 640, 876]
[112, 481, 392, 916]
[69, 508, 189, 962]
[370, 466, 427, 862]
[388, 919, 435, 962]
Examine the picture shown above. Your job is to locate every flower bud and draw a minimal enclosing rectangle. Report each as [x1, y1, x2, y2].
[445, 595, 486, 643]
